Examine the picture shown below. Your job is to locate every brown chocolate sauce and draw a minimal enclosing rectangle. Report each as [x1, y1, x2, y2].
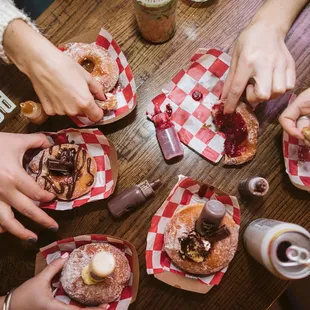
[34, 145, 94, 200]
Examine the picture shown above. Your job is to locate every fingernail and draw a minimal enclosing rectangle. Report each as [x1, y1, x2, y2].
[46, 136, 55, 145]
[28, 237, 38, 244]
[48, 226, 58, 233]
[61, 252, 69, 259]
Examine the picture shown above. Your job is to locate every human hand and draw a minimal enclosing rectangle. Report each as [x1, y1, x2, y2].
[279, 88, 310, 146]
[8, 253, 107, 310]
[3, 20, 105, 122]
[222, 21, 295, 114]
[0, 132, 58, 242]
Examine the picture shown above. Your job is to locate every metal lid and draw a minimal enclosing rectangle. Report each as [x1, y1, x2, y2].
[136, 0, 174, 7]
[270, 231, 310, 279]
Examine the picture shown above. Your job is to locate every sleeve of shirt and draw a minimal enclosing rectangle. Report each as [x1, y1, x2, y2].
[0, 0, 38, 63]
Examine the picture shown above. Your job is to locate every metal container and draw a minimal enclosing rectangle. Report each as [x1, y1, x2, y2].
[243, 218, 310, 280]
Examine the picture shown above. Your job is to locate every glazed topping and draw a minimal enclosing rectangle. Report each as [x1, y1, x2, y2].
[179, 231, 211, 263]
[213, 102, 248, 157]
[47, 159, 73, 175]
[254, 179, 268, 193]
[80, 58, 95, 73]
[192, 91, 203, 101]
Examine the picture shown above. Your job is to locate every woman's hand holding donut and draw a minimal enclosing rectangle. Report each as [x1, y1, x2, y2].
[279, 87, 310, 145]
[222, 21, 295, 114]
[3, 20, 105, 122]
[0, 132, 58, 242]
[0, 254, 109, 310]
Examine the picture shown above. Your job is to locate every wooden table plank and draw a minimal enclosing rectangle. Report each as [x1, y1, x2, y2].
[0, 1, 309, 309]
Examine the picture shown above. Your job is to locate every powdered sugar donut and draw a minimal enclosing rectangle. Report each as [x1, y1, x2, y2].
[63, 42, 119, 93]
[164, 204, 239, 275]
[60, 243, 131, 306]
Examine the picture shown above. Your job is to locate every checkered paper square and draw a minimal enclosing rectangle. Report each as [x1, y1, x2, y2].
[33, 128, 114, 210]
[146, 175, 240, 286]
[40, 235, 135, 309]
[283, 96, 310, 190]
[69, 28, 137, 127]
[147, 48, 230, 163]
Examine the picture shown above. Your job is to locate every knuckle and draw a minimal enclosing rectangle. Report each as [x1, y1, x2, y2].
[273, 86, 286, 94]
[230, 85, 243, 97]
[257, 92, 270, 101]
[22, 207, 35, 218]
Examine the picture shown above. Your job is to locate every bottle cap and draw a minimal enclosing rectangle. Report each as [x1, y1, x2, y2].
[90, 251, 116, 279]
[195, 200, 226, 236]
[150, 179, 162, 191]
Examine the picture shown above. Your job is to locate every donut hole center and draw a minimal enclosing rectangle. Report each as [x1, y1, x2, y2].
[81, 58, 95, 73]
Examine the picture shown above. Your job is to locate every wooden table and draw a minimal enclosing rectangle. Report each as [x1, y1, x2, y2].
[0, 0, 310, 309]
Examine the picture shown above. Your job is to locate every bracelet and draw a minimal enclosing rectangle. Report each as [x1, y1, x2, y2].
[3, 288, 15, 310]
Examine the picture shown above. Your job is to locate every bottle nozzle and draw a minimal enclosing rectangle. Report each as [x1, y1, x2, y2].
[150, 179, 161, 191]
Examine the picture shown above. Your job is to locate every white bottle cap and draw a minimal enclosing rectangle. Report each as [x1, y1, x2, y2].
[90, 251, 116, 278]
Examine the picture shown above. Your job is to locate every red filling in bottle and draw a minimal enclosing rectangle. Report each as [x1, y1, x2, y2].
[213, 103, 248, 157]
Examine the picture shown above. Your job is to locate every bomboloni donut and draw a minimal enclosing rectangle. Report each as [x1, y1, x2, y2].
[164, 204, 239, 275]
[28, 144, 97, 200]
[60, 243, 131, 306]
[63, 42, 119, 94]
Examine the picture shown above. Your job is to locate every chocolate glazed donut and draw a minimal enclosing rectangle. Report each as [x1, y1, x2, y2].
[28, 144, 97, 200]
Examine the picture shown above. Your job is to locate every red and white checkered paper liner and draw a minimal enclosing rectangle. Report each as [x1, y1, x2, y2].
[283, 94, 310, 191]
[69, 28, 137, 127]
[40, 235, 134, 309]
[146, 175, 240, 286]
[35, 128, 114, 210]
[147, 48, 231, 163]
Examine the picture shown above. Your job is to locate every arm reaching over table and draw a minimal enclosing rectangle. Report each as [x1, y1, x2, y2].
[0, 254, 108, 310]
[279, 88, 310, 147]
[0, 132, 58, 242]
[222, 0, 309, 114]
[0, 0, 105, 122]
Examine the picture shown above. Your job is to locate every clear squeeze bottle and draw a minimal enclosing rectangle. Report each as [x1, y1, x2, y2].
[153, 105, 183, 160]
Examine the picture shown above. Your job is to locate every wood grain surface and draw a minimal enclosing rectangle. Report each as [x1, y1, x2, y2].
[0, 0, 310, 309]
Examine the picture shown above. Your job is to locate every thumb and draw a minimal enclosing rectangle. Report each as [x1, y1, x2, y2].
[87, 74, 107, 101]
[39, 252, 69, 283]
[23, 133, 53, 150]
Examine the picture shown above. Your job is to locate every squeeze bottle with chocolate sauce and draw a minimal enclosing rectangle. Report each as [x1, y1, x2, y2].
[238, 177, 269, 198]
[195, 200, 226, 236]
[108, 179, 162, 218]
[153, 106, 183, 160]
[20, 100, 48, 125]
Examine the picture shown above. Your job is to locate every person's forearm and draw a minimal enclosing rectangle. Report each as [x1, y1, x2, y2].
[0, 295, 5, 308]
[3, 19, 56, 76]
[250, 0, 309, 37]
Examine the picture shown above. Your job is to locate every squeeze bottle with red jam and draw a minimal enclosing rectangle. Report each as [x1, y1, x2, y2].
[108, 179, 162, 218]
[153, 109, 183, 160]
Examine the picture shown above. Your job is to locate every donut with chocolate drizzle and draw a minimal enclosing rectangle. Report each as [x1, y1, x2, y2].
[28, 144, 97, 200]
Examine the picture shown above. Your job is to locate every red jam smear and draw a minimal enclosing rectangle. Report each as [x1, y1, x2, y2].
[153, 103, 174, 130]
[213, 103, 248, 157]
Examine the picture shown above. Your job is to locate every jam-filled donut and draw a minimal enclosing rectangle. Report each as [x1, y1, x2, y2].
[164, 203, 238, 275]
[60, 243, 131, 306]
[63, 42, 119, 94]
[212, 101, 259, 165]
[28, 144, 97, 200]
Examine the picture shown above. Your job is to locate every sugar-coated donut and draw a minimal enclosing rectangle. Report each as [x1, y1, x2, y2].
[28, 144, 97, 200]
[164, 204, 239, 275]
[63, 42, 119, 93]
[60, 243, 131, 306]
